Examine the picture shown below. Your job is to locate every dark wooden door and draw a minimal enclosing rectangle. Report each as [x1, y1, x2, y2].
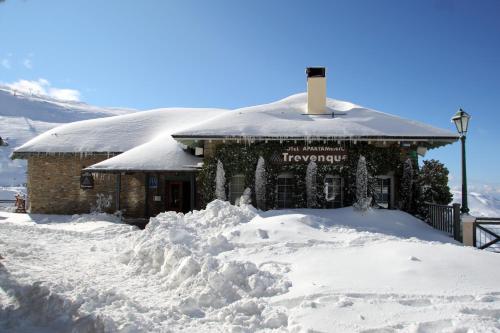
[166, 181, 183, 212]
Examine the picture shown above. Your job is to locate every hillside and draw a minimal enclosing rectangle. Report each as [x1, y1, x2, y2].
[453, 189, 500, 217]
[0, 87, 134, 186]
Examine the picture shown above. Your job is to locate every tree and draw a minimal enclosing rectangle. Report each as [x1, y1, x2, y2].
[255, 156, 266, 209]
[400, 158, 414, 212]
[215, 160, 226, 200]
[354, 155, 371, 211]
[306, 161, 318, 208]
[418, 159, 453, 205]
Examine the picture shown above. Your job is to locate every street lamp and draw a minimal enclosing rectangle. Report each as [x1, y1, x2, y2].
[451, 108, 471, 214]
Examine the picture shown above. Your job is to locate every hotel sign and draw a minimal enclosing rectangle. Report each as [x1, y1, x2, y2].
[271, 146, 348, 164]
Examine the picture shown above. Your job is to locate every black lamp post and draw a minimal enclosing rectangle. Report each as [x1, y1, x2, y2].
[451, 109, 471, 214]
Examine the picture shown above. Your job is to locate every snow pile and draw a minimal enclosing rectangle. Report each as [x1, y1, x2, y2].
[121, 200, 290, 330]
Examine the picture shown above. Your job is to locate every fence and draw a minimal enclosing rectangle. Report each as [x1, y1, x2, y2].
[473, 218, 500, 252]
[425, 202, 461, 241]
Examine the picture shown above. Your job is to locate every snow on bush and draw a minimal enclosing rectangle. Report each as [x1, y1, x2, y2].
[238, 187, 252, 206]
[215, 160, 226, 201]
[354, 155, 371, 211]
[120, 200, 290, 330]
[255, 156, 266, 210]
[92, 193, 112, 213]
[306, 161, 318, 208]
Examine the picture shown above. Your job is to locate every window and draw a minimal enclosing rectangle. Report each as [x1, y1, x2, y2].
[276, 173, 295, 208]
[229, 174, 246, 204]
[374, 177, 391, 209]
[324, 175, 343, 208]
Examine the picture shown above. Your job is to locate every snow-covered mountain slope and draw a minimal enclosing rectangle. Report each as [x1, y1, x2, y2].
[1, 202, 499, 332]
[0, 87, 135, 186]
[453, 189, 500, 217]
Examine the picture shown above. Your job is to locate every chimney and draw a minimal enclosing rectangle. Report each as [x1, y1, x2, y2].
[306, 67, 326, 114]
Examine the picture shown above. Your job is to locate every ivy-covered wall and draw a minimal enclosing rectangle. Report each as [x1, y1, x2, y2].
[198, 141, 412, 209]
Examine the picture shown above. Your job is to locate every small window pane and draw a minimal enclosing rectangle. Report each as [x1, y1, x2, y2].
[276, 174, 295, 208]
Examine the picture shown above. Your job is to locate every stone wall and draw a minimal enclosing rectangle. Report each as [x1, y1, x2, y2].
[119, 173, 146, 218]
[27, 155, 145, 217]
[27, 155, 113, 214]
[203, 140, 220, 158]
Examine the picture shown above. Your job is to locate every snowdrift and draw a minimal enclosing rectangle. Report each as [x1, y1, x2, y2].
[121, 200, 290, 330]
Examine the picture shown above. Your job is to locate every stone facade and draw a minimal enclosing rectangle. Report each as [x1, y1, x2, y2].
[203, 140, 219, 158]
[119, 172, 146, 217]
[27, 155, 145, 217]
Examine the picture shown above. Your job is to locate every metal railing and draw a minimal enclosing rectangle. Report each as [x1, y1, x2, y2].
[425, 202, 461, 241]
[474, 218, 500, 252]
[0, 199, 15, 204]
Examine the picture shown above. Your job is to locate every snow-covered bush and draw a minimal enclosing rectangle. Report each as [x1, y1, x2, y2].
[400, 158, 414, 212]
[324, 181, 336, 202]
[239, 187, 252, 206]
[353, 155, 371, 211]
[215, 160, 226, 201]
[255, 156, 266, 210]
[306, 161, 318, 208]
[92, 193, 112, 213]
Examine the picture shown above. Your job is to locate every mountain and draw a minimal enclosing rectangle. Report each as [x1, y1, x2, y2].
[0, 86, 135, 186]
[452, 189, 500, 217]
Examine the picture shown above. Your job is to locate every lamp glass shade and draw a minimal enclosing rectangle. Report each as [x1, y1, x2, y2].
[451, 109, 471, 135]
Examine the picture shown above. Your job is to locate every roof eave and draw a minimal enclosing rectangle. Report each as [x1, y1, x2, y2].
[10, 151, 123, 160]
[84, 167, 200, 174]
[171, 134, 459, 142]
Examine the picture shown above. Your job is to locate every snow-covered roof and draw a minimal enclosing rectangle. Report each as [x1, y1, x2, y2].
[13, 92, 458, 172]
[12, 108, 227, 156]
[172, 93, 459, 143]
[85, 134, 202, 172]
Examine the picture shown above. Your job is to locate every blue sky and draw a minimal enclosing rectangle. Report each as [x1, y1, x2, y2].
[1, 0, 499, 187]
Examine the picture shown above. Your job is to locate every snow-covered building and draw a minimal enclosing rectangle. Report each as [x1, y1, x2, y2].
[12, 108, 227, 216]
[12, 68, 458, 217]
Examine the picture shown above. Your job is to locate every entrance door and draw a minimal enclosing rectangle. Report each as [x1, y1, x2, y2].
[166, 181, 183, 212]
[374, 177, 391, 209]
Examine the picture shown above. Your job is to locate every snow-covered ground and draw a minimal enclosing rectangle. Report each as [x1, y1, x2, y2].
[1, 201, 499, 332]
